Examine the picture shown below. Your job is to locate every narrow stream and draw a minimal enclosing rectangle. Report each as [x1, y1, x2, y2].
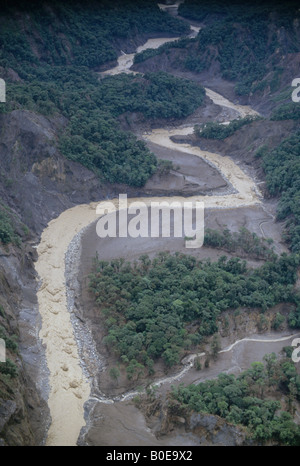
[88, 332, 300, 405]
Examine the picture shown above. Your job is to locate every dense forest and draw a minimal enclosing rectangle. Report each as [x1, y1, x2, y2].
[179, 0, 300, 96]
[0, 0, 203, 186]
[0, 0, 189, 70]
[5, 70, 204, 186]
[89, 252, 300, 379]
[172, 351, 300, 445]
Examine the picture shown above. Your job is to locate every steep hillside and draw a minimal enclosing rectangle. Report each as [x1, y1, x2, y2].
[0, 210, 48, 446]
[0, 0, 189, 71]
[133, 0, 300, 113]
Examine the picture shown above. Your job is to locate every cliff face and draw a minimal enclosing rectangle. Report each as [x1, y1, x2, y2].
[140, 396, 250, 446]
[0, 241, 48, 445]
[187, 412, 249, 446]
[0, 110, 108, 235]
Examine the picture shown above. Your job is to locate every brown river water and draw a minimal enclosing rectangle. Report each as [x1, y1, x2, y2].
[35, 23, 298, 446]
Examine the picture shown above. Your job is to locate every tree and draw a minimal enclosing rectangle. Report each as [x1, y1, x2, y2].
[211, 335, 221, 360]
[272, 312, 285, 330]
[126, 359, 144, 381]
[263, 353, 277, 386]
[109, 367, 120, 386]
[194, 357, 202, 371]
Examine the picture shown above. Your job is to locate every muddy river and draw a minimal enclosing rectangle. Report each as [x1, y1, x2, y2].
[35, 18, 298, 446]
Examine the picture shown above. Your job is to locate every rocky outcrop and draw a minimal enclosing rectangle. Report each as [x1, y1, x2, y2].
[186, 412, 249, 446]
[0, 110, 109, 235]
[141, 397, 250, 446]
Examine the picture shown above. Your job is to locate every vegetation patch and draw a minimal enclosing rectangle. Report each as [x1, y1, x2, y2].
[270, 102, 300, 121]
[89, 252, 300, 379]
[0, 204, 21, 246]
[172, 352, 300, 445]
[204, 227, 275, 260]
[194, 116, 261, 140]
